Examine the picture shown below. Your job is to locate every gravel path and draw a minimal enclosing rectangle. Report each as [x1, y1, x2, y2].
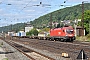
[0, 39, 30, 60]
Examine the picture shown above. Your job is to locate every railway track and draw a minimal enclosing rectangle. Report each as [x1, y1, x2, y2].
[1, 36, 90, 60]
[3, 40, 55, 60]
[11, 37, 90, 60]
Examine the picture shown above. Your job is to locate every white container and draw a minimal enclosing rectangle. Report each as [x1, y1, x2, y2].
[21, 32, 26, 36]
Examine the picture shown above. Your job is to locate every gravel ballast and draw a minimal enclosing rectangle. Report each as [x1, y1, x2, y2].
[0, 39, 30, 60]
[0, 39, 72, 60]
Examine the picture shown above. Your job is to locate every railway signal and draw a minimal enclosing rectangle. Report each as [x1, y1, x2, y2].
[77, 49, 88, 60]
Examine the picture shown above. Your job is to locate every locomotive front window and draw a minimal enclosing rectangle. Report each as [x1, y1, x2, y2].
[66, 29, 73, 34]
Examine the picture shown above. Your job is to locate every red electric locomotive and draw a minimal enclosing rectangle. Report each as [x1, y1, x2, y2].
[50, 26, 75, 42]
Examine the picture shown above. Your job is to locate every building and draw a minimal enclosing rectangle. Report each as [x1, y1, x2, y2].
[76, 26, 85, 36]
[25, 22, 33, 32]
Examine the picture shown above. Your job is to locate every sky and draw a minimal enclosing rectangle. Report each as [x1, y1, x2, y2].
[0, 0, 90, 27]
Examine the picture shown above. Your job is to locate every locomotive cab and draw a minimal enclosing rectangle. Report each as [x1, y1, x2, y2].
[62, 26, 75, 41]
[65, 29, 74, 36]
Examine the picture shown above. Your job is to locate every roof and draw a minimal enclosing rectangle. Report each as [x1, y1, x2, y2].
[76, 26, 84, 29]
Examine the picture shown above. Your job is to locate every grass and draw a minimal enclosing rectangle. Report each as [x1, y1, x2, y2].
[0, 42, 3, 47]
[2, 58, 8, 60]
[86, 34, 90, 41]
[76, 34, 90, 42]
[86, 38, 90, 42]
[1, 42, 3, 45]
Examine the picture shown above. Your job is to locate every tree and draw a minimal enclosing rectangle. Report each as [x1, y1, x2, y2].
[31, 28, 39, 36]
[41, 27, 50, 32]
[26, 28, 39, 36]
[84, 10, 90, 34]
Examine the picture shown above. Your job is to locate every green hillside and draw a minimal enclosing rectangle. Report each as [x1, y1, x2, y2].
[0, 23, 25, 33]
[0, 3, 90, 33]
[31, 3, 90, 27]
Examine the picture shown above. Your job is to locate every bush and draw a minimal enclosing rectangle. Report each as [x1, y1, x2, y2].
[86, 34, 90, 41]
[76, 35, 90, 42]
[26, 28, 39, 36]
[76, 36, 87, 41]
[86, 34, 90, 38]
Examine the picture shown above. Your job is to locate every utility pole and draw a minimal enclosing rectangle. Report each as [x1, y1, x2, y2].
[81, 1, 84, 28]
[11, 24, 12, 31]
[11, 21, 12, 32]
[89, 21, 90, 34]
[23, 19, 26, 32]
[50, 13, 52, 29]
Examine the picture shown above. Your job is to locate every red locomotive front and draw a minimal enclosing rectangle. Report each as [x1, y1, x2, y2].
[50, 26, 75, 42]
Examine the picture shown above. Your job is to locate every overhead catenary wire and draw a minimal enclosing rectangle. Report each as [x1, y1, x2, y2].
[19, 0, 32, 13]
[8, 0, 68, 17]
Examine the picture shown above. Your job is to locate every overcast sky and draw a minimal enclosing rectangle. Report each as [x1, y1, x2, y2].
[0, 0, 90, 27]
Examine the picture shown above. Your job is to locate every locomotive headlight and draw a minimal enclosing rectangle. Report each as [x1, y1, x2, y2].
[58, 32, 61, 35]
[69, 35, 72, 36]
[66, 34, 68, 36]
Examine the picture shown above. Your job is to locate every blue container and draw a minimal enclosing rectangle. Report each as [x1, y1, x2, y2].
[19, 32, 21, 36]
